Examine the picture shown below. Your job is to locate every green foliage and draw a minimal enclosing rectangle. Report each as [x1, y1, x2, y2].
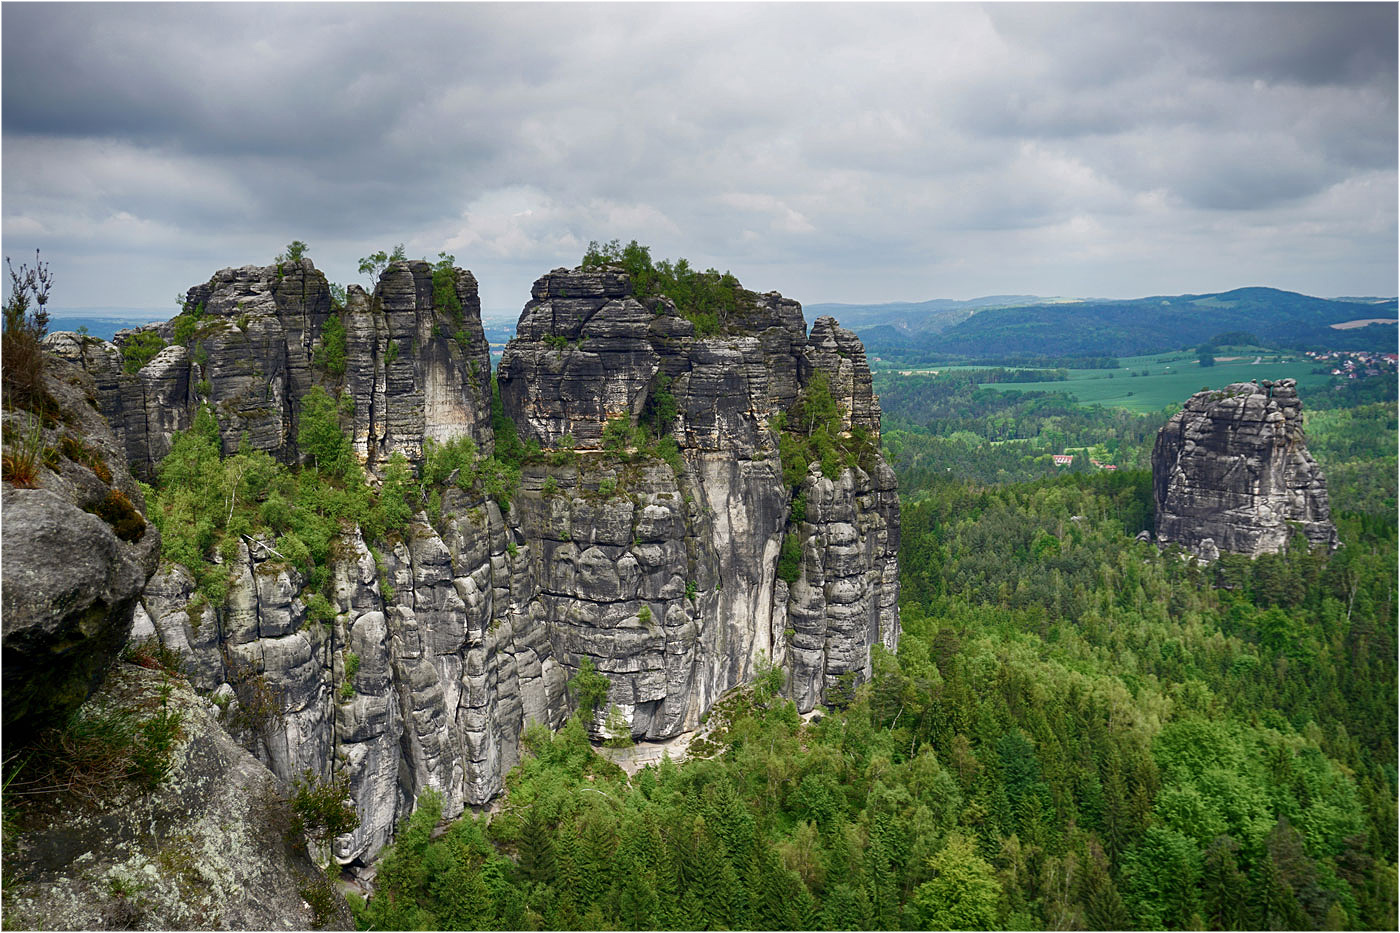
[147, 398, 433, 603]
[2, 250, 55, 417]
[298, 386, 356, 478]
[278, 240, 309, 263]
[303, 591, 336, 627]
[601, 415, 635, 455]
[911, 833, 1001, 929]
[369, 452, 416, 539]
[569, 657, 609, 719]
[603, 705, 634, 748]
[288, 769, 359, 849]
[581, 239, 748, 336]
[1, 418, 44, 487]
[315, 314, 347, 376]
[642, 373, 678, 437]
[420, 435, 476, 489]
[1304, 402, 1397, 517]
[777, 531, 803, 586]
[352, 388, 1390, 930]
[340, 653, 360, 701]
[87, 489, 147, 543]
[5, 670, 185, 804]
[130, 679, 182, 789]
[120, 329, 168, 374]
[358, 244, 405, 286]
[171, 301, 206, 346]
[432, 252, 463, 324]
[775, 371, 871, 487]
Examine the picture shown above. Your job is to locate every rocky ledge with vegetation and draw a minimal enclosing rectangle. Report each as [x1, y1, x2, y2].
[33, 241, 899, 873]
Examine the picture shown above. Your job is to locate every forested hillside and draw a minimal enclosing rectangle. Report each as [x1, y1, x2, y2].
[354, 375, 1397, 930]
[876, 371, 1165, 489]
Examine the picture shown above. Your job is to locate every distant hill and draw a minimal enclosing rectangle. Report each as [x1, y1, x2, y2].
[847, 287, 1397, 364]
[47, 308, 166, 341]
[804, 295, 1071, 337]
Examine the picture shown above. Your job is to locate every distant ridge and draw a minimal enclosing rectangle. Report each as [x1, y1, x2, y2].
[836, 286, 1397, 363]
[47, 308, 168, 340]
[803, 295, 1073, 337]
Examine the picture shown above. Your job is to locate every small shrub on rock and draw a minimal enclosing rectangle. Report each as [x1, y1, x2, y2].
[287, 769, 359, 850]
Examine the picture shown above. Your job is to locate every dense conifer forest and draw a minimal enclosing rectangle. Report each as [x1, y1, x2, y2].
[353, 370, 1397, 930]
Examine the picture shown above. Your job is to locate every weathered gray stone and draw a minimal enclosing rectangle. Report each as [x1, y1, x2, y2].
[2, 357, 161, 737]
[2, 664, 347, 931]
[55, 258, 492, 478]
[101, 256, 899, 871]
[1153, 378, 1338, 558]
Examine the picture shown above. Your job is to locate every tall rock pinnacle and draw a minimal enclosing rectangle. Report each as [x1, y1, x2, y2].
[1152, 378, 1339, 559]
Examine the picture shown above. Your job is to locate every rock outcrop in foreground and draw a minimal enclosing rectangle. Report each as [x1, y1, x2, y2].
[54, 258, 899, 868]
[3, 358, 337, 929]
[2, 356, 161, 737]
[1152, 378, 1338, 559]
[3, 664, 348, 931]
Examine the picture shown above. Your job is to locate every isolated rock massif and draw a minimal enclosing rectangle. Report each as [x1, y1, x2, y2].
[1153, 378, 1338, 559]
[54, 258, 900, 867]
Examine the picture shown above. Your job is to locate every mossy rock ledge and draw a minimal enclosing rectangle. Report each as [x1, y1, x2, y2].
[3, 664, 349, 930]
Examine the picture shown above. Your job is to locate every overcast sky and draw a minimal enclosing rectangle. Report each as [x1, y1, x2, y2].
[3, 2, 1396, 320]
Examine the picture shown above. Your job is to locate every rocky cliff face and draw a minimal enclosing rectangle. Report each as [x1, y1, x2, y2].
[53, 258, 899, 868]
[3, 357, 337, 930]
[1153, 378, 1338, 559]
[47, 258, 492, 477]
[499, 267, 899, 725]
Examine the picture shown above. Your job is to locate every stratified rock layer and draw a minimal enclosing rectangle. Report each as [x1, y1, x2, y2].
[499, 268, 900, 728]
[1152, 378, 1338, 558]
[54, 259, 899, 868]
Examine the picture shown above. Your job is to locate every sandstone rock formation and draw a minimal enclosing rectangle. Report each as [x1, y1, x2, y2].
[52, 257, 899, 868]
[2, 355, 161, 737]
[47, 258, 492, 477]
[499, 268, 900, 724]
[1153, 378, 1338, 558]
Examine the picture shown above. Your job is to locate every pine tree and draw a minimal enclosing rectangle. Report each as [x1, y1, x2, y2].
[552, 823, 583, 929]
[577, 810, 617, 910]
[1201, 835, 1250, 930]
[518, 806, 557, 886]
[1080, 840, 1131, 931]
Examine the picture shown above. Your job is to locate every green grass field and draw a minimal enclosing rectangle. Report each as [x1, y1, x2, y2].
[979, 350, 1332, 413]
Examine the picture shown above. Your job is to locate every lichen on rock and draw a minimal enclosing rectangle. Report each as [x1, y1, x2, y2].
[2, 355, 161, 739]
[2, 664, 348, 931]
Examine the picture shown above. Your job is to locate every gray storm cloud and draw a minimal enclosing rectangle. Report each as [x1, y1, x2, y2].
[3, 2, 1395, 314]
